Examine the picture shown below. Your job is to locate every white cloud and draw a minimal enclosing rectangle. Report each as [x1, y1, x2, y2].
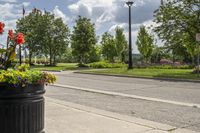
[53, 6, 69, 24]
[68, 0, 160, 30]
[69, 0, 114, 11]
[0, 2, 28, 44]
[68, 0, 116, 21]
[0, 0, 16, 2]
[5, 19, 17, 29]
[22, 2, 30, 7]
[108, 23, 127, 34]
[68, 0, 116, 31]
[0, 3, 15, 20]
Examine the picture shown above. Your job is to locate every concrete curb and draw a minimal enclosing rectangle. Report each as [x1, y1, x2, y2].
[74, 71, 200, 83]
[45, 97, 199, 133]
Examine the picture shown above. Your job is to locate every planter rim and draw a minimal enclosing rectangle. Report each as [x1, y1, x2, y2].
[0, 83, 45, 99]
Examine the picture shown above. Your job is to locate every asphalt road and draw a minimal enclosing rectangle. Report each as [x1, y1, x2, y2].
[46, 71, 200, 132]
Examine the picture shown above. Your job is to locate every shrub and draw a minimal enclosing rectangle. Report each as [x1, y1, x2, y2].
[88, 61, 127, 68]
[16, 64, 30, 71]
[78, 63, 89, 68]
[192, 65, 200, 74]
[160, 59, 173, 65]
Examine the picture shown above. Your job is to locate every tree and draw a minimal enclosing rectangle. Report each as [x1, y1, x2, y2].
[151, 46, 166, 63]
[101, 32, 117, 62]
[136, 26, 154, 63]
[41, 14, 70, 66]
[16, 11, 43, 65]
[71, 16, 97, 64]
[88, 45, 101, 63]
[154, 0, 200, 64]
[115, 27, 128, 63]
[16, 11, 70, 66]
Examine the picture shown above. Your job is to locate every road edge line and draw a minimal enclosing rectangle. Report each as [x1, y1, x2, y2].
[51, 84, 200, 108]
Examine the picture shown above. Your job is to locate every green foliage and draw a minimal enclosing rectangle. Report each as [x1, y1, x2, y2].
[154, 0, 200, 64]
[151, 46, 167, 63]
[115, 27, 128, 63]
[16, 11, 43, 64]
[31, 63, 78, 71]
[16, 11, 70, 66]
[193, 65, 200, 74]
[136, 26, 154, 63]
[88, 61, 127, 68]
[0, 69, 56, 87]
[88, 45, 101, 63]
[56, 48, 76, 63]
[16, 64, 30, 72]
[71, 16, 97, 64]
[100, 27, 128, 63]
[43, 16, 70, 66]
[77, 63, 89, 68]
[0, 47, 16, 70]
[101, 32, 117, 62]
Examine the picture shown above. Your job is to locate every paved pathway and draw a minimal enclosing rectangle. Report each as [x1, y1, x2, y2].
[45, 97, 198, 133]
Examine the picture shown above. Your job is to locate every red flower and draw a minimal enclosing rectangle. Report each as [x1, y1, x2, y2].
[0, 22, 5, 34]
[8, 30, 14, 39]
[15, 32, 25, 45]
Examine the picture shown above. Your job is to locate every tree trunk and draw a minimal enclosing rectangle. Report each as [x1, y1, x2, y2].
[172, 53, 175, 64]
[121, 53, 125, 63]
[111, 57, 115, 63]
[121, 56, 124, 63]
[53, 55, 56, 66]
[29, 51, 32, 66]
[145, 57, 148, 64]
[192, 56, 195, 66]
[49, 46, 52, 66]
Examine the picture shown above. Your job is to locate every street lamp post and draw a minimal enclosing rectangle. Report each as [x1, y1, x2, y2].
[126, 1, 134, 69]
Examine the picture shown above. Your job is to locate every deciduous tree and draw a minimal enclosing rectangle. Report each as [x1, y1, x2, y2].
[136, 26, 154, 63]
[16, 11, 70, 66]
[71, 16, 97, 64]
[115, 27, 128, 63]
[101, 32, 117, 62]
[154, 0, 200, 64]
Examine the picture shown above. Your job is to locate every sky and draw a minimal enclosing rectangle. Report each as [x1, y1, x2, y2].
[0, 0, 161, 53]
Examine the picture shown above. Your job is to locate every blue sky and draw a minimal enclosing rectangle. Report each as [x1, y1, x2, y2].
[0, 0, 161, 53]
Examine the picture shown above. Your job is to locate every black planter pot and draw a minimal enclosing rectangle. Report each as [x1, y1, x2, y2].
[0, 83, 45, 133]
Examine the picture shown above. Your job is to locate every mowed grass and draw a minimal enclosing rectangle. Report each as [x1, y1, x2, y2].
[82, 68, 200, 80]
[31, 63, 78, 71]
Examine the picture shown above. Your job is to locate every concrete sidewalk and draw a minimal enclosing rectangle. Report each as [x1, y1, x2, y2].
[45, 97, 199, 133]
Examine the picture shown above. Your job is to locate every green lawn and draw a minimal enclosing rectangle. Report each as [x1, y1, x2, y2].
[31, 63, 78, 71]
[81, 68, 200, 80]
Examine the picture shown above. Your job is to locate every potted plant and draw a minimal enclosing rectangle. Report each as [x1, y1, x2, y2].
[0, 22, 56, 133]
